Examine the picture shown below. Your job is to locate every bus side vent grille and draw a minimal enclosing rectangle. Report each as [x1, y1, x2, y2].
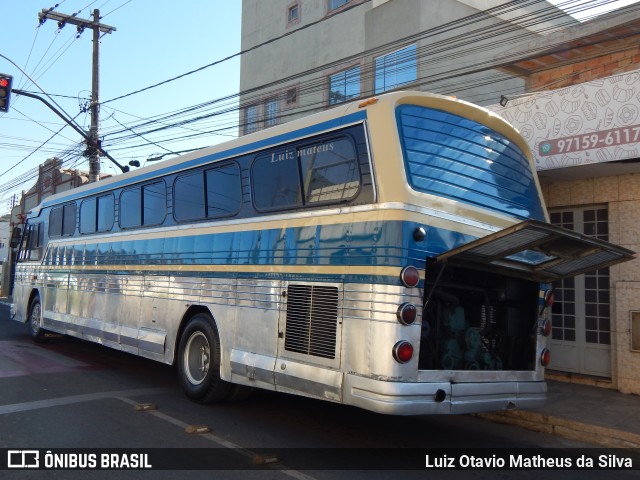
[285, 284, 338, 359]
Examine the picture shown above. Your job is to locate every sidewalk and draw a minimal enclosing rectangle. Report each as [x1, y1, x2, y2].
[478, 378, 640, 448]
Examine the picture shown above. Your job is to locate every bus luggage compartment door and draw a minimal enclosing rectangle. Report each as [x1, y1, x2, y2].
[431, 219, 634, 284]
[420, 220, 634, 373]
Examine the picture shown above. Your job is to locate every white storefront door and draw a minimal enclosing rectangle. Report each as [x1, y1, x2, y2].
[548, 207, 612, 377]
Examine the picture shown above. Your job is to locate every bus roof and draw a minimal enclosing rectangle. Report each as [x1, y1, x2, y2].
[26, 91, 525, 217]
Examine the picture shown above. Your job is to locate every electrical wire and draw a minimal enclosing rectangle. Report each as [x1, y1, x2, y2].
[0, 111, 83, 179]
[100, 0, 133, 19]
[100, 0, 374, 105]
[98, 0, 580, 146]
[2, 0, 637, 206]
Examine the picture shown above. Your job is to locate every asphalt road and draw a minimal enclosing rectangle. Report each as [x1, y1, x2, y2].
[0, 302, 637, 480]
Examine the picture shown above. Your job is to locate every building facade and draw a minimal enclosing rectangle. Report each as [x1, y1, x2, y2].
[240, 1, 640, 394]
[487, 7, 640, 394]
[240, 0, 575, 134]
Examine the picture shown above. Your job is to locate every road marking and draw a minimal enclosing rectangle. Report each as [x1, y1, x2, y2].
[0, 388, 171, 415]
[117, 396, 319, 480]
[0, 375, 319, 478]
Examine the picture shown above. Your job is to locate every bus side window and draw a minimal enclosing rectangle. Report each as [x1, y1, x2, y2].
[10, 226, 21, 249]
[120, 187, 142, 228]
[299, 137, 360, 204]
[18, 223, 43, 262]
[252, 148, 302, 211]
[80, 194, 115, 234]
[50, 203, 77, 237]
[120, 182, 166, 229]
[174, 171, 206, 221]
[206, 163, 242, 218]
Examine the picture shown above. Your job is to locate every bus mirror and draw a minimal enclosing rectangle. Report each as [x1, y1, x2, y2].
[10, 226, 22, 248]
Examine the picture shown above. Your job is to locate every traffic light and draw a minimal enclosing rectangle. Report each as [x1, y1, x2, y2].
[0, 73, 13, 113]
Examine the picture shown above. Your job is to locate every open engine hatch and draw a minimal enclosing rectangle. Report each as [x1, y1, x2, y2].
[432, 220, 635, 283]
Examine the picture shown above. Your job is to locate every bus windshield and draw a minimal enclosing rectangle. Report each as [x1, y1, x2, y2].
[397, 105, 545, 221]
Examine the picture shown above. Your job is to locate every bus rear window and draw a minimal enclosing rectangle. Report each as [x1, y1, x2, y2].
[397, 105, 545, 221]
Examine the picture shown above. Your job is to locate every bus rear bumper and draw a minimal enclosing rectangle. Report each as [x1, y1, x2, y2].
[344, 374, 546, 415]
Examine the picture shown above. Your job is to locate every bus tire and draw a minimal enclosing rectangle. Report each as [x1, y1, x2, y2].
[177, 313, 231, 404]
[28, 296, 47, 343]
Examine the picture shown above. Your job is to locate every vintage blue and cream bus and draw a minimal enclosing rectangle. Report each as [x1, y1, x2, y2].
[11, 91, 633, 415]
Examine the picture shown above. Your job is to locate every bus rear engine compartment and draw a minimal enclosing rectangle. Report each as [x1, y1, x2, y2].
[420, 261, 541, 372]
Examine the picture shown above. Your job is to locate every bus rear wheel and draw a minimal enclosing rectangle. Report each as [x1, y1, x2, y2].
[177, 313, 231, 404]
[28, 296, 47, 343]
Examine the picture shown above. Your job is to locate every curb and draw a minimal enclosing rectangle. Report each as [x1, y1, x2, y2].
[476, 410, 640, 448]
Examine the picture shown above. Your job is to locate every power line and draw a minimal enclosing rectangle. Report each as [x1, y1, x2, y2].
[102, 0, 637, 157]
[101, 0, 373, 105]
[0, 110, 83, 179]
[99, 0, 572, 144]
[3, 0, 636, 203]
[101, 0, 133, 19]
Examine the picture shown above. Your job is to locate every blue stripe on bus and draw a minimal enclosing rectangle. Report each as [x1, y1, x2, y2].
[45, 221, 477, 284]
[40, 110, 368, 208]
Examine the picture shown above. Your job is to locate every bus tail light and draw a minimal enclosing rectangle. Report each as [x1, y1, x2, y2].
[396, 303, 417, 325]
[540, 318, 552, 337]
[393, 341, 414, 363]
[540, 288, 554, 315]
[544, 289, 554, 308]
[400, 266, 420, 288]
[540, 348, 551, 367]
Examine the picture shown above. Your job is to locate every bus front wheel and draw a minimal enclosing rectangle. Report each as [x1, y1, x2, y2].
[177, 313, 231, 403]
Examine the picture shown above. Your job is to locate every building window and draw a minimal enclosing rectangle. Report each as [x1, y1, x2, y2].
[286, 87, 298, 105]
[329, 65, 360, 104]
[265, 98, 279, 127]
[244, 105, 258, 134]
[329, 0, 349, 11]
[374, 44, 417, 94]
[287, 2, 300, 25]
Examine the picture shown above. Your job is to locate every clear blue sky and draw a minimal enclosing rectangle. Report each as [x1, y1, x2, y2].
[0, 0, 638, 215]
[0, 0, 241, 214]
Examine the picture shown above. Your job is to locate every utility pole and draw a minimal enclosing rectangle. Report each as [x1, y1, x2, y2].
[38, 8, 116, 182]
